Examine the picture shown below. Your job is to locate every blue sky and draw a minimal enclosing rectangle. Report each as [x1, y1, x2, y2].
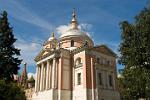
[0, 0, 149, 74]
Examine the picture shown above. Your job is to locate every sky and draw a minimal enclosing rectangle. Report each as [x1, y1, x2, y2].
[0, 0, 149, 75]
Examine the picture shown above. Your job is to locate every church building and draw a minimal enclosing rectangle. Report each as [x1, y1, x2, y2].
[32, 9, 120, 100]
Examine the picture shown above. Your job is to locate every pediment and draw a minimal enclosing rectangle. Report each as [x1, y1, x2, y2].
[93, 45, 116, 57]
[34, 49, 53, 62]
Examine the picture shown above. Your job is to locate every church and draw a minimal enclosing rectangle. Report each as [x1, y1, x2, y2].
[32, 9, 120, 100]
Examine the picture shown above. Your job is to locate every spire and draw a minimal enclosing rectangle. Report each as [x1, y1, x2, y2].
[20, 63, 28, 88]
[51, 32, 55, 37]
[70, 8, 78, 29]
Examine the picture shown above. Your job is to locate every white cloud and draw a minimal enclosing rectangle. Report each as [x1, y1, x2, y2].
[0, 0, 54, 32]
[56, 23, 93, 37]
[78, 23, 92, 31]
[15, 38, 42, 66]
[56, 24, 72, 34]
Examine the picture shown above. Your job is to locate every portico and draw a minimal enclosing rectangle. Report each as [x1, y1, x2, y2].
[35, 56, 58, 92]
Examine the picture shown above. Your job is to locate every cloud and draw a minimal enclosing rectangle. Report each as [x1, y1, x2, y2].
[78, 23, 92, 31]
[0, 0, 54, 32]
[56, 24, 72, 34]
[56, 23, 93, 37]
[15, 37, 42, 66]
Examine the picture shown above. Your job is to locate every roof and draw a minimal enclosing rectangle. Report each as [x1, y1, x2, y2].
[60, 29, 88, 38]
[92, 45, 117, 57]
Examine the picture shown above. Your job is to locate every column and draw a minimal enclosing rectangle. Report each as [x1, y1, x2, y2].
[43, 64, 46, 90]
[55, 59, 58, 88]
[35, 66, 38, 92]
[49, 60, 52, 89]
[46, 60, 50, 89]
[38, 65, 41, 91]
[52, 58, 56, 88]
[40, 63, 44, 91]
[91, 58, 95, 100]
[44, 63, 47, 90]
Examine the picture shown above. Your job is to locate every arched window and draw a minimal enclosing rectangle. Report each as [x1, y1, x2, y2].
[71, 40, 74, 47]
[75, 57, 82, 67]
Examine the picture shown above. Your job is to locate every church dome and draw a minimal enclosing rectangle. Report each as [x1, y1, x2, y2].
[59, 9, 94, 49]
[48, 32, 56, 41]
[60, 29, 88, 38]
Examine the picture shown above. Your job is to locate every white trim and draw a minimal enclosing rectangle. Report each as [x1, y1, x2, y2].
[37, 54, 55, 64]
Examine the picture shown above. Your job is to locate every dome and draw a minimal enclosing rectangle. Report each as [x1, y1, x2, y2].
[59, 9, 94, 49]
[59, 8, 92, 42]
[48, 36, 55, 41]
[60, 29, 88, 38]
[48, 32, 56, 41]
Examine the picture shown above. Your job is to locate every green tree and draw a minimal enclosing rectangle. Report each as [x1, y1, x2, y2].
[119, 6, 150, 99]
[0, 80, 26, 100]
[28, 75, 35, 88]
[0, 11, 22, 81]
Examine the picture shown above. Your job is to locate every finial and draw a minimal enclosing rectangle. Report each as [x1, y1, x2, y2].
[72, 8, 76, 17]
[51, 32, 55, 37]
[24, 62, 27, 65]
[70, 8, 78, 29]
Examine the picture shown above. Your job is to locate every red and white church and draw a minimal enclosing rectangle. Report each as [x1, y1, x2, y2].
[32, 9, 120, 100]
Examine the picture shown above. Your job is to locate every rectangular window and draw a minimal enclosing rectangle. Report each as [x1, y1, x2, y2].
[77, 73, 81, 85]
[97, 58, 100, 64]
[71, 40, 74, 47]
[98, 73, 102, 85]
[109, 75, 113, 87]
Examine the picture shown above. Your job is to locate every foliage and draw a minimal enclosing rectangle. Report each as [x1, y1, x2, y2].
[0, 79, 26, 100]
[28, 75, 35, 87]
[119, 6, 150, 99]
[0, 11, 22, 81]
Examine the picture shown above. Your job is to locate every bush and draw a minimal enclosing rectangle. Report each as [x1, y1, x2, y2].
[0, 80, 26, 100]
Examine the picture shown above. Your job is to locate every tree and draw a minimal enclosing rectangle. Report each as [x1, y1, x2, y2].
[0, 80, 26, 100]
[28, 75, 35, 88]
[119, 6, 150, 99]
[0, 11, 22, 81]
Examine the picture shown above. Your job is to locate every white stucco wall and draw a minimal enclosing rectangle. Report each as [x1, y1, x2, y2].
[97, 89, 120, 100]
[32, 89, 57, 100]
[72, 88, 87, 100]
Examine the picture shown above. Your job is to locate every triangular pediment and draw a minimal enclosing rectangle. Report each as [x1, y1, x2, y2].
[93, 45, 116, 57]
[34, 49, 54, 62]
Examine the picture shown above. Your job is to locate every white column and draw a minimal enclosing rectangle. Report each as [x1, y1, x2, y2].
[55, 59, 58, 88]
[52, 58, 56, 88]
[43, 64, 46, 90]
[40, 63, 44, 91]
[35, 66, 38, 92]
[46, 60, 50, 89]
[38, 65, 41, 91]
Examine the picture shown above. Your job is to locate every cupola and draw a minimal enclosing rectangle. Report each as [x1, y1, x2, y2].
[59, 8, 94, 50]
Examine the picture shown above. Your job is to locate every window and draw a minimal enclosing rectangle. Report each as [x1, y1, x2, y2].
[102, 59, 106, 65]
[109, 75, 113, 87]
[71, 40, 74, 47]
[75, 58, 82, 65]
[97, 58, 100, 64]
[98, 73, 102, 85]
[107, 60, 110, 66]
[77, 73, 81, 85]
[75, 57, 82, 68]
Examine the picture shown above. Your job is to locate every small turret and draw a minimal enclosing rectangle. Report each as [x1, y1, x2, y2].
[20, 63, 28, 88]
[70, 8, 78, 29]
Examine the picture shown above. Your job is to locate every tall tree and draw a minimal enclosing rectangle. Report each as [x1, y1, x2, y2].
[119, 6, 150, 99]
[0, 11, 22, 81]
